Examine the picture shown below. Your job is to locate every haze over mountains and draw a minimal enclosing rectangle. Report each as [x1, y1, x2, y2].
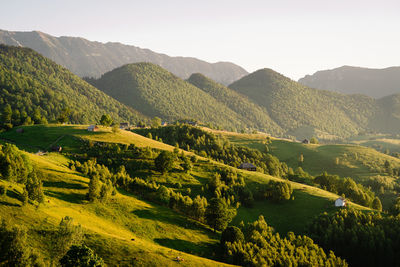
[299, 66, 400, 98]
[0, 29, 248, 85]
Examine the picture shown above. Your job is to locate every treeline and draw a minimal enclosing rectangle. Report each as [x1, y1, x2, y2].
[134, 125, 288, 177]
[308, 209, 400, 267]
[220, 216, 347, 266]
[0, 143, 44, 204]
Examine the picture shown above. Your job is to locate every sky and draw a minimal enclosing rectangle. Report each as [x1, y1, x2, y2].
[1, 0, 399, 80]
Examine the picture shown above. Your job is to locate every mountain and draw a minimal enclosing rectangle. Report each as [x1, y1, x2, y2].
[229, 68, 400, 139]
[298, 66, 400, 98]
[0, 44, 145, 126]
[88, 62, 256, 131]
[0, 29, 248, 85]
[187, 73, 283, 135]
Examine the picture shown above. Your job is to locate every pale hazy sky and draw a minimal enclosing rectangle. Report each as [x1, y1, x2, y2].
[1, 0, 399, 80]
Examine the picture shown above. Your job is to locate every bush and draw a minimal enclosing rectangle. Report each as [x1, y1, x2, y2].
[0, 185, 6, 197]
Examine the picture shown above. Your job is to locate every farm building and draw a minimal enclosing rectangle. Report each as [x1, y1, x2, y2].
[302, 139, 310, 144]
[238, 163, 257, 171]
[87, 125, 98, 132]
[335, 197, 346, 207]
[119, 122, 129, 129]
[51, 146, 62, 152]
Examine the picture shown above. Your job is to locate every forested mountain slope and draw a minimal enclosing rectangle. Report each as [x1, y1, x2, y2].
[0, 45, 145, 127]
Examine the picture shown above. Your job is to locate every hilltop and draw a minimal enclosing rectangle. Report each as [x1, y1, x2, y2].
[0, 45, 145, 127]
[299, 65, 400, 98]
[0, 29, 247, 85]
[229, 68, 400, 138]
[88, 63, 257, 131]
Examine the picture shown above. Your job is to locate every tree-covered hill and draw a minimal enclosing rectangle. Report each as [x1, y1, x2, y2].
[229, 68, 400, 138]
[187, 73, 283, 136]
[89, 63, 258, 131]
[0, 44, 145, 127]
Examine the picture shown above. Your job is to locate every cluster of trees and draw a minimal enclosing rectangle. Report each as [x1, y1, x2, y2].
[254, 180, 293, 202]
[308, 209, 400, 267]
[0, 216, 104, 266]
[314, 172, 379, 209]
[135, 125, 288, 177]
[220, 216, 347, 266]
[0, 143, 44, 203]
[0, 44, 143, 130]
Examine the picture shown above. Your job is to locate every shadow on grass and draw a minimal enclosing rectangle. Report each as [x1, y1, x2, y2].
[43, 181, 87, 190]
[6, 189, 23, 202]
[0, 200, 20, 207]
[154, 238, 220, 260]
[45, 190, 85, 204]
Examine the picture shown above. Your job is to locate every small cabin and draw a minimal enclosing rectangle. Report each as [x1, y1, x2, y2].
[51, 146, 62, 152]
[87, 125, 98, 132]
[16, 128, 24, 133]
[302, 139, 310, 144]
[238, 163, 257, 171]
[335, 197, 346, 207]
[119, 122, 129, 129]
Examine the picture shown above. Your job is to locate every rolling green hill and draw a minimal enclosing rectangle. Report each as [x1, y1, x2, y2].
[229, 68, 400, 139]
[88, 63, 257, 131]
[0, 44, 145, 127]
[187, 73, 283, 136]
[214, 129, 400, 208]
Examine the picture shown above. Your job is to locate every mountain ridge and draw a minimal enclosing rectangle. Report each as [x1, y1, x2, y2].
[0, 29, 248, 85]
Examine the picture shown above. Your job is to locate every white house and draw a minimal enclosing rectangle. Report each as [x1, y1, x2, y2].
[335, 197, 346, 207]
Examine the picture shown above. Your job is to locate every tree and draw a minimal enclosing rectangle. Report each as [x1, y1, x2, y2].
[99, 114, 113, 126]
[154, 151, 175, 174]
[151, 117, 161, 128]
[58, 108, 71, 123]
[205, 198, 236, 232]
[0, 220, 43, 266]
[310, 137, 319, 144]
[49, 216, 83, 265]
[372, 197, 382, 211]
[1, 104, 12, 129]
[87, 175, 101, 202]
[25, 170, 45, 203]
[60, 245, 104, 267]
[181, 156, 192, 173]
[220, 226, 244, 247]
[0, 185, 6, 197]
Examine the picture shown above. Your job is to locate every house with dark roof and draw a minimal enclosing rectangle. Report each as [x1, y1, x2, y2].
[238, 162, 257, 171]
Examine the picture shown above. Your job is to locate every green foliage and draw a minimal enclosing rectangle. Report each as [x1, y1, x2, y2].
[0, 184, 6, 197]
[205, 198, 236, 232]
[314, 172, 376, 207]
[229, 68, 400, 138]
[372, 197, 382, 211]
[60, 245, 105, 267]
[25, 171, 45, 203]
[187, 73, 282, 135]
[222, 216, 347, 266]
[151, 117, 161, 128]
[0, 45, 145, 127]
[310, 137, 319, 144]
[154, 151, 175, 174]
[255, 180, 293, 202]
[135, 125, 288, 177]
[220, 226, 244, 247]
[49, 216, 83, 264]
[88, 63, 257, 131]
[99, 114, 113, 126]
[308, 209, 400, 267]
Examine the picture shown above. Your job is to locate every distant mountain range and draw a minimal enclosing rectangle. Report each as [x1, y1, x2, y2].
[299, 66, 400, 98]
[0, 29, 248, 85]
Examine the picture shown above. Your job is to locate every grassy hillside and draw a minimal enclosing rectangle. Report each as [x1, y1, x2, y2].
[0, 44, 145, 127]
[187, 73, 283, 135]
[229, 68, 400, 139]
[216, 130, 400, 208]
